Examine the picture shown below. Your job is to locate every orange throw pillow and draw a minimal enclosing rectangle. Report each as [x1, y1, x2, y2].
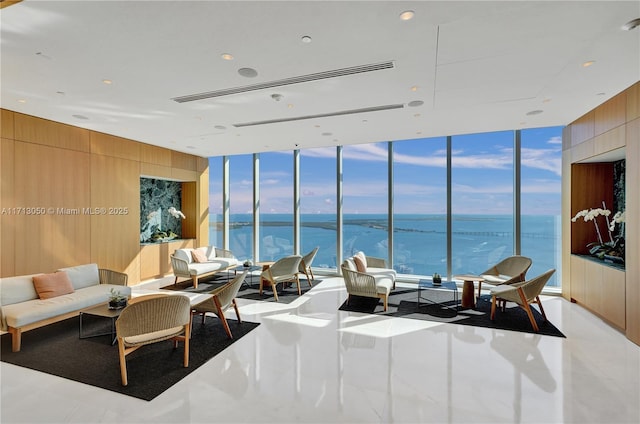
[32, 272, 75, 299]
[191, 249, 209, 263]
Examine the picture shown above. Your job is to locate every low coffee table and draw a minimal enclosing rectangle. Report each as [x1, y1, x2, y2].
[79, 303, 123, 345]
[417, 279, 459, 314]
[229, 264, 262, 288]
[454, 274, 484, 309]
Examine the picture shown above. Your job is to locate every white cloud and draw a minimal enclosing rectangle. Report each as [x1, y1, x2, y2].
[547, 136, 562, 145]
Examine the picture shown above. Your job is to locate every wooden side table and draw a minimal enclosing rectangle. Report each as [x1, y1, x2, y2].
[454, 274, 485, 309]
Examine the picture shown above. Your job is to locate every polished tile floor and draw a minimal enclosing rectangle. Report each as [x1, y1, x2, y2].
[2, 275, 639, 423]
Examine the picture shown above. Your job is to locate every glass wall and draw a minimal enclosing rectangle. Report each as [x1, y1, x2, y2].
[300, 147, 337, 269]
[209, 126, 563, 288]
[342, 143, 389, 261]
[451, 131, 514, 275]
[259, 152, 294, 261]
[228, 154, 253, 262]
[392, 137, 447, 276]
[520, 127, 563, 287]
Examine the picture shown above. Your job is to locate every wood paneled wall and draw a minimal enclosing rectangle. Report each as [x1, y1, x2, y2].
[0, 110, 209, 284]
[563, 81, 640, 346]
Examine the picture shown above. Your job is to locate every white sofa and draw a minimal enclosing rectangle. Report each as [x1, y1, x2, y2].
[170, 246, 239, 289]
[341, 252, 396, 311]
[0, 263, 130, 352]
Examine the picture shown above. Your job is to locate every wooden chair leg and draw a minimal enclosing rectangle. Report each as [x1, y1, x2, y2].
[295, 275, 301, 295]
[183, 324, 190, 367]
[192, 276, 198, 290]
[174, 276, 178, 285]
[232, 299, 242, 323]
[118, 339, 128, 386]
[309, 268, 315, 282]
[490, 295, 497, 320]
[271, 280, 279, 302]
[305, 269, 313, 286]
[381, 294, 388, 311]
[214, 296, 233, 339]
[477, 281, 483, 300]
[535, 296, 547, 321]
[517, 288, 539, 332]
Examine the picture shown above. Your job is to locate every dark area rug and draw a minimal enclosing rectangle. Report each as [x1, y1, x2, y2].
[162, 272, 319, 304]
[339, 289, 565, 338]
[0, 315, 260, 401]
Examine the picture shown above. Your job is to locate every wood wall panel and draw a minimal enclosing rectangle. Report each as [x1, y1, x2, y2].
[181, 182, 197, 239]
[140, 162, 172, 179]
[1, 109, 14, 139]
[171, 151, 197, 170]
[171, 168, 197, 181]
[569, 255, 586, 303]
[90, 131, 140, 161]
[594, 91, 627, 137]
[593, 126, 625, 155]
[627, 82, 640, 121]
[90, 155, 140, 283]
[14, 113, 90, 152]
[571, 111, 595, 146]
[625, 117, 640, 343]
[140, 143, 171, 166]
[12, 142, 91, 275]
[1, 138, 16, 277]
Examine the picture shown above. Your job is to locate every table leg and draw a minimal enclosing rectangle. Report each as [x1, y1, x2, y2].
[461, 280, 476, 309]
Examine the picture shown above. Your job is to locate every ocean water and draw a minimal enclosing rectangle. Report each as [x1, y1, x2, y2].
[210, 214, 561, 287]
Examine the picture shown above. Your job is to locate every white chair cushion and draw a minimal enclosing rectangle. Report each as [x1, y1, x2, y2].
[174, 249, 194, 264]
[0, 274, 41, 306]
[375, 276, 394, 295]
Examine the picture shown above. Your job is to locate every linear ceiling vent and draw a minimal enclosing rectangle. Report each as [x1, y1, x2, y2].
[233, 104, 404, 127]
[171, 61, 395, 103]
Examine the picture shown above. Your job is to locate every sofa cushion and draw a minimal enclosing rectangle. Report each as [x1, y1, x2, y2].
[0, 274, 41, 306]
[197, 246, 217, 260]
[174, 248, 194, 264]
[187, 258, 238, 276]
[375, 275, 394, 295]
[342, 259, 357, 272]
[32, 272, 75, 299]
[57, 263, 100, 290]
[2, 283, 131, 329]
[191, 249, 209, 263]
[354, 251, 368, 269]
[353, 255, 367, 272]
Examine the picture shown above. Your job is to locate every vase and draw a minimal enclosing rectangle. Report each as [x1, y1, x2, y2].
[109, 299, 127, 310]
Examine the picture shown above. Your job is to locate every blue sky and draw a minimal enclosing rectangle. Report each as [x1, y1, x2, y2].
[209, 126, 563, 215]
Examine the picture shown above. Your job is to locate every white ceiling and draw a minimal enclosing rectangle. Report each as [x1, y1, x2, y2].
[2, 1, 639, 158]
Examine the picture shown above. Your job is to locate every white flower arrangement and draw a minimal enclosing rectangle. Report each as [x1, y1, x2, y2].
[168, 207, 186, 219]
[571, 205, 612, 245]
[609, 211, 625, 232]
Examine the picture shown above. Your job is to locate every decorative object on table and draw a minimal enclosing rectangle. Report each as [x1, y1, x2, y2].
[108, 288, 128, 310]
[571, 201, 625, 264]
[243, 259, 253, 267]
[432, 273, 442, 286]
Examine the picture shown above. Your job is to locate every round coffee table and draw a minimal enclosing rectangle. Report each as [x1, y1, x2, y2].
[454, 274, 484, 309]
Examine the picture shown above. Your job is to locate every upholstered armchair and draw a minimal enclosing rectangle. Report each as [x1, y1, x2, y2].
[298, 246, 319, 284]
[340, 265, 394, 312]
[478, 255, 532, 298]
[192, 270, 247, 339]
[490, 269, 555, 332]
[260, 255, 303, 302]
[115, 294, 191, 386]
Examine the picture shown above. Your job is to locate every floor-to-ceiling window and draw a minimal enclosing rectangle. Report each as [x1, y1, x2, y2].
[520, 127, 563, 287]
[228, 154, 253, 262]
[392, 137, 447, 276]
[299, 147, 337, 269]
[259, 151, 293, 261]
[451, 131, 514, 275]
[210, 126, 563, 288]
[342, 143, 389, 261]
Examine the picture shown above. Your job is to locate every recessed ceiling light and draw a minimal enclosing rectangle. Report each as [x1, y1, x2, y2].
[414, 113, 421, 117]
[408, 100, 424, 107]
[526, 110, 544, 116]
[582, 60, 595, 67]
[17, 99, 27, 103]
[410, 86, 418, 92]
[542, 98, 552, 103]
[322, 132, 332, 136]
[301, 36, 312, 43]
[186, 146, 195, 149]
[416, 131, 422, 135]
[596, 92, 606, 96]
[214, 125, 227, 130]
[314, 125, 320, 128]
[102, 79, 112, 85]
[399, 10, 415, 21]
[622, 18, 640, 31]
[72, 114, 89, 120]
[56, 91, 65, 95]
[287, 104, 294, 108]
[221, 53, 234, 60]
[362, 119, 368, 123]
[238, 67, 258, 78]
